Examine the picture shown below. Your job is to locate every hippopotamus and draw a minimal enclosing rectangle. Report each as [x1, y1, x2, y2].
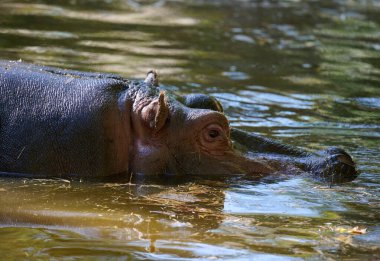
[0, 60, 358, 183]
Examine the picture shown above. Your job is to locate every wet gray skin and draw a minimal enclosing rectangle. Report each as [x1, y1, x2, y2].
[0, 61, 357, 183]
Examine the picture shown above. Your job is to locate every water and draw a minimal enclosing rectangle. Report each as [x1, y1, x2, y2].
[0, 0, 379, 259]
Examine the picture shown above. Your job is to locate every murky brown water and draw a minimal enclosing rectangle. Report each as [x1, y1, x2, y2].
[0, 0, 379, 259]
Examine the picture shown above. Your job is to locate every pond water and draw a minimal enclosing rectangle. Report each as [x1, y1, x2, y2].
[0, 0, 379, 259]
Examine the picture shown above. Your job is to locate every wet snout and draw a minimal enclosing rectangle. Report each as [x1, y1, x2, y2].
[316, 147, 358, 184]
[230, 128, 359, 183]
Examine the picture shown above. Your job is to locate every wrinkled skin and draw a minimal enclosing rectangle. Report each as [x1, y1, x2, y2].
[0, 61, 358, 183]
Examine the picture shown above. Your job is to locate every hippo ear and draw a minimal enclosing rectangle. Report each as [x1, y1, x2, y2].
[154, 91, 169, 131]
[141, 91, 169, 132]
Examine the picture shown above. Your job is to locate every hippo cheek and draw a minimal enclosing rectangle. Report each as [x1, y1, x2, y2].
[131, 141, 170, 175]
[164, 111, 275, 176]
[175, 150, 273, 176]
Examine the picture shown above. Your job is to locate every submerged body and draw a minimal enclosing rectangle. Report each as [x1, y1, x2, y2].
[0, 61, 358, 183]
[0, 61, 131, 177]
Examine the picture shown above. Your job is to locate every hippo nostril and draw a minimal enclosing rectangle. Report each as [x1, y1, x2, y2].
[341, 164, 348, 176]
[336, 154, 355, 167]
[331, 154, 358, 183]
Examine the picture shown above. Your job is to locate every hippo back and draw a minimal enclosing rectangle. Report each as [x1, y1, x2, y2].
[0, 61, 131, 178]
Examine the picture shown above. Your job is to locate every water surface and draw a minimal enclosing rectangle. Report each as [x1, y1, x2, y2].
[0, 0, 379, 259]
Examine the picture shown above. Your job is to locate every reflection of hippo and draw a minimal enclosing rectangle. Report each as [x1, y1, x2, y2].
[0, 61, 358, 183]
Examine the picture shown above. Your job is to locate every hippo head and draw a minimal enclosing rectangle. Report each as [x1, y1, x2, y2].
[128, 72, 358, 183]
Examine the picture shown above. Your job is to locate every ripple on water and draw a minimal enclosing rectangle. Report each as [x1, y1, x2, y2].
[223, 178, 351, 217]
[232, 34, 256, 44]
[354, 97, 380, 109]
[142, 241, 298, 261]
[222, 70, 250, 81]
[0, 29, 78, 39]
[238, 90, 314, 109]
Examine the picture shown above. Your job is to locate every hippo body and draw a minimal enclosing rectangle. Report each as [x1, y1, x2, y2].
[0, 61, 358, 182]
[0, 61, 132, 177]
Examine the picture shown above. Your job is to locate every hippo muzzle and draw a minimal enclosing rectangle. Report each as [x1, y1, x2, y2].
[229, 129, 358, 183]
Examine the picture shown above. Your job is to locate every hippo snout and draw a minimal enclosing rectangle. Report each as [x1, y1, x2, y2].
[229, 128, 359, 183]
[312, 147, 358, 184]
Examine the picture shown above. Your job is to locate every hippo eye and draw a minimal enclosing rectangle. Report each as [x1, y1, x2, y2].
[202, 124, 225, 143]
[200, 123, 231, 150]
[208, 129, 220, 139]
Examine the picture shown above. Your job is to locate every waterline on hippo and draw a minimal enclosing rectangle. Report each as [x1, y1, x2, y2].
[0, 61, 358, 183]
